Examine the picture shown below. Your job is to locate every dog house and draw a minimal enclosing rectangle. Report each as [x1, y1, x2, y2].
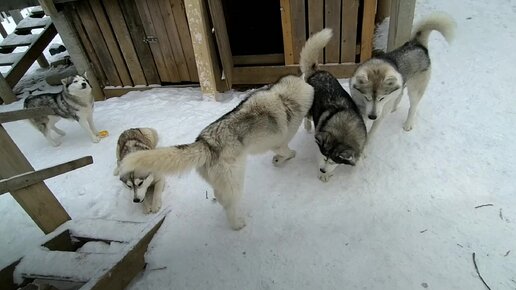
[0, 0, 416, 100]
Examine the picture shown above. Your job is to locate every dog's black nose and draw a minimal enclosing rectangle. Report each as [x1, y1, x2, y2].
[81, 83, 87, 89]
[320, 168, 326, 173]
[368, 114, 377, 120]
[133, 198, 140, 203]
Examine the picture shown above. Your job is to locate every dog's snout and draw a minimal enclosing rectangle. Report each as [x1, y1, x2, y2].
[368, 114, 377, 120]
[320, 168, 326, 174]
[133, 198, 140, 203]
[81, 83, 87, 89]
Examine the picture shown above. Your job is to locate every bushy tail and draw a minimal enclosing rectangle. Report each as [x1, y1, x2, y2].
[119, 141, 211, 175]
[300, 28, 333, 80]
[411, 12, 456, 48]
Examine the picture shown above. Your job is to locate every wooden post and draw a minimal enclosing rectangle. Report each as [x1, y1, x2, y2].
[0, 22, 7, 37]
[360, 0, 377, 62]
[280, 0, 294, 65]
[184, 0, 220, 97]
[0, 73, 17, 104]
[38, 0, 105, 101]
[0, 125, 71, 234]
[387, 0, 415, 51]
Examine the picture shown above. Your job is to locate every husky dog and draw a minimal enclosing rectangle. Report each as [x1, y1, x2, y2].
[119, 76, 313, 230]
[114, 128, 164, 214]
[24, 75, 100, 146]
[301, 29, 367, 182]
[350, 12, 456, 135]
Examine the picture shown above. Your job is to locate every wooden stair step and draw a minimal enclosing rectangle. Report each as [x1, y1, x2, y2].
[0, 53, 23, 66]
[29, 6, 46, 17]
[15, 17, 52, 32]
[0, 34, 38, 49]
[68, 219, 149, 243]
[15, 249, 119, 283]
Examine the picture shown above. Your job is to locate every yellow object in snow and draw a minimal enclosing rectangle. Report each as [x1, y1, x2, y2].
[98, 130, 109, 138]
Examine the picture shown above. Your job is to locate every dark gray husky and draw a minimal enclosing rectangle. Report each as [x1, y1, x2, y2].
[301, 29, 367, 182]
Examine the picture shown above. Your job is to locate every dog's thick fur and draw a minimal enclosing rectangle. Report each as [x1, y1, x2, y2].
[302, 28, 367, 182]
[23, 75, 99, 146]
[114, 128, 164, 214]
[119, 76, 314, 230]
[350, 12, 456, 135]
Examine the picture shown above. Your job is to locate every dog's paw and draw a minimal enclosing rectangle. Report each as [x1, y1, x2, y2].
[403, 122, 413, 131]
[150, 200, 162, 213]
[272, 150, 296, 167]
[318, 172, 333, 182]
[91, 136, 101, 143]
[50, 140, 61, 147]
[229, 216, 246, 231]
[143, 204, 152, 214]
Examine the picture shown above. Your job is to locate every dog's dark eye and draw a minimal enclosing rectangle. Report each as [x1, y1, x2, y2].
[353, 85, 365, 94]
[74, 80, 78, 83]
[136, 180, 143, 186]
[379, 97, 385, 101]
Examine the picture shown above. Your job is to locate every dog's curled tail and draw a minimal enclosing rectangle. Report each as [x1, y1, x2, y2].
[412, 12, 456, 48]
[300, 28, 333, 80]
[119, 141, 211, 175]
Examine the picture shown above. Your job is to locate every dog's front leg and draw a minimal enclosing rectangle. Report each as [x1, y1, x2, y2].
[150, 178, 165, 213]
[78, 114, 100, 143]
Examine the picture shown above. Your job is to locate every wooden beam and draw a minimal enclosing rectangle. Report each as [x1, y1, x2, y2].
[38, 0, 105, 101]
[0, 156, 93, 195]
[0, 259, 21, 290]
[207, 0, 233, 88]
[0, 73, 17, 104]
[0, 125, 71, 234]
[387, 0, 415, 51]
[0, 1, 39, 11]
[233, 54, 284, 66]
[0, 107, 54, 124]
[360, 0, 377, 62]
[102, 83, 200, 98]
[232, 63, 358, 84]
[184, 0, 222, 96]
[280, 0, 294, 65]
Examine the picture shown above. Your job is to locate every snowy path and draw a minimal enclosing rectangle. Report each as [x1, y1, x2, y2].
[1, 0, 515, 289]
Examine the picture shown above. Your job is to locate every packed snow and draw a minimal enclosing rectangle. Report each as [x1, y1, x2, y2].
[1, 0, 515, 289]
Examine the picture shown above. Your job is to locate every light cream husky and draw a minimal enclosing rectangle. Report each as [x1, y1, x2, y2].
[118, 76, 314, 230]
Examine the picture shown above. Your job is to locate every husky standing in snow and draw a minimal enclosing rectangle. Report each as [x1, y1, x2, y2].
[23, 75, 100, 146]
[350, 12, 456, 135]
[302, 29, 367, 182]
[114, 128, 165, 214]
[118, 76, 314, 230]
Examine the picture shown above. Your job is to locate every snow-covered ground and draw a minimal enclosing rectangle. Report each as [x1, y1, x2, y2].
[1, 0, 516, 289]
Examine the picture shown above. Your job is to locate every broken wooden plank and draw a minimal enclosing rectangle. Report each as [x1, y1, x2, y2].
[0, 73, 17, 104]
[290, 0, 306, 64]
[341, 0, 359, 62]
[280, 0, 294, 65]
[0, 107, 54, 124]
[207, 0, 233, 88]
[170, 0, 198, 81]
[0, 156, 93, 195]
[308, 0, 323, 62]
[360, 0, 377, 62]
[324, 0, 341, 63]
[387, 0, 415, 51]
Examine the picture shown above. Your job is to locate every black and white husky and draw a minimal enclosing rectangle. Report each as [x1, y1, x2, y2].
[118, 76, 314, 230]
[23, 75, 100, 146]
[350, 12, 456, 135]
[302, 29, 367, 182]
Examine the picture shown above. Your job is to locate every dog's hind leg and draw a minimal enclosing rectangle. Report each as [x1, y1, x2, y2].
[404, 69, 431, 131]
[272, 145, 296, 167]
[48, 116, 65, 136]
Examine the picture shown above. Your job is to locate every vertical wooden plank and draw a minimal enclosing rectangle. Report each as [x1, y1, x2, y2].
[89, 0, 132, 86]
[341, 0, 359, 62]
[170, 0, 198, 81]
[184, 0, 223, 95]
[64, 4, 108, 86]
[308, 0, 323, 62]
[158, 0, 190, 81]
[387, 0, 415, 51]
[0, 125, 71, 234]
[280, 0, 294, 65]
[145, 0, 181, 82]
[290, 0, 306, 64]
[119, 0, 161, 85]
[360, 0, 377, 62]
[76, 0, 122, 86]
[0, 74, 17, 104]
[39, 0, 105, 100]
[207, 0, 232, 88]
[324, 0, 341, 63]
[103, 0, 147, 85]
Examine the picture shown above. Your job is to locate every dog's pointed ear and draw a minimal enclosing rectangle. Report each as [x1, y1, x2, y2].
[337, 149, 356, 165]
[83, 71, 88, 80]
[383, 75, 398, 87]
[355, 73, 368, 84]
[61, 77, 68, 86]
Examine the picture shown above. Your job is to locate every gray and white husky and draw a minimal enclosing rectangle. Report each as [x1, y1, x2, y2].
[23, 75, 100, 146]
[301, 29, 367, 182]
[350, 12, 456, 135]
[114, 128, 164, 214]
[118, 76, 314, 230]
